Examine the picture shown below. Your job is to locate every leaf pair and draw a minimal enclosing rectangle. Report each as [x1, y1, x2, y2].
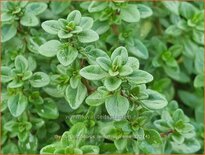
[41, 10, 99, 43]
[80, 47, 153, 92]
[39, 40, 78, 66]
[1, 2, 47, 42]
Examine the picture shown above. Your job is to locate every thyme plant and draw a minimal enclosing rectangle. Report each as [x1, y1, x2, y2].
[1, 1, 204, 154]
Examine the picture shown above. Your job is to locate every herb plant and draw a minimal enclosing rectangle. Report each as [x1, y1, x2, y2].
[1, 1, 204, 154]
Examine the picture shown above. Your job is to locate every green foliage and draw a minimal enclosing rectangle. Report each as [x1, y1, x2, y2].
[1, 1, 204, 154]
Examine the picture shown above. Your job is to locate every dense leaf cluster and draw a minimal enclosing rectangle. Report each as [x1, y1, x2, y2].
[1, 1, 204, 154]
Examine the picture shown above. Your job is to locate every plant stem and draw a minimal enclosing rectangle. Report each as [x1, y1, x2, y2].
[160, 130, 175, 137]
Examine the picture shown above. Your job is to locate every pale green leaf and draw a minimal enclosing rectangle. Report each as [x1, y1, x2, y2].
[39, 40, 61, 57]
[78, 30, 99, 43]
[141, 89, 168, 110]
[20, 13, 39, 27]
[1, 24, 17, 43]
[104, 77, 122, 91]
[41, 20, 60, 35]
[8, 94, 28, 117]
[105, 94, 129, 120]
[65, 82, 87, 109]
[30, 72, 50, 88]
[80, 65, 107, 80]
[57, 46, 78, 66]
[121, 4, 140, 23]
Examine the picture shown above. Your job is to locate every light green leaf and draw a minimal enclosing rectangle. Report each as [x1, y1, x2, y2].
[105, 94, 129, 120]
[154, 120, 170, 132]
[1, 66, 13, 83]
[88, 2, 108, 13]
[137, 4, 153, 18]
[40, 144, 56, 154]
[161, 51, 178, 67]
[70, 26, 82, 34]
[114, 139, 127, 151]
[132, 140, 140, 153]
[165, 25, 182, 36]
[28, 56, 37, 71]
[144, 129, 162, 145]
[127, 70, 153, 84]
[108, 69, 119, 77]
[179, 2, 197, 19]
[80, 145, 99, 154]
[86, 90, 108, 106]
[20, 13, 39, 27]
[80, 17, 93, 30]
[67, 10, 81, 24]
[70, 75, 81, 89]
[26, 2, 47, 15]
[58, 18, 68, 28]
[65, 147, 82, 154]
[178, 90, 199, 108]
[112, 56, 123, 69]
[104, 77, 122, 91]
[80, 65, 107, 80]
[162, 1, 179, 15]
[22, 71, 33, 81]
[30, 72, 50, 88]
[20, 1, 28, 7]
[163, 66, 190, 83]
[43, 85, 64, 98]
[182, 39, 197, 58]
[125, 57, 140, 70]
[78, 30, 99, 43]
[1, 24, 17, 43]
[174, 121, 194, 133]
[139, 20, 153, 39]
[65, 82, 87, 109]
[8, 80, 23, 88]
[195, 102, 204, 124]
[41, 20, 60, 35]
[92, 21, 110, 35]
[99, 123, 122, 140]
[8, 93, 28, 117]
[15, 55, 28, 73]
[20, 134, 39, 153]
[61, 122, 87, 146]
[193, 30, 204, 45]
[141, 89, 168, 110]
[1, 13, 13, 22]
[96, 57, 111, 71]
[50, 1, 71, 15]
[111, 46, 128, 64]
[161, 111, 174, 127]
[57, 46, 78, 66]
[127, 39, 149, 59]
[133, 128, 145, 140]
[171, 138, 201, 153]
[39, 40, 61, 57]
[121, 4, 140, 23]
[58, 30, 73, 39]
[119, 65, 133, 76]
[18, 128, 30, 142]
[173, 109, 189, 122]
[36, 98, 59, 119]
[194, 47, 204, 74]
[85, 48, 109, 64]
[172, 133, 184, 144]
[194, 74, 204, 88]
[2, 142, 19, 154]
